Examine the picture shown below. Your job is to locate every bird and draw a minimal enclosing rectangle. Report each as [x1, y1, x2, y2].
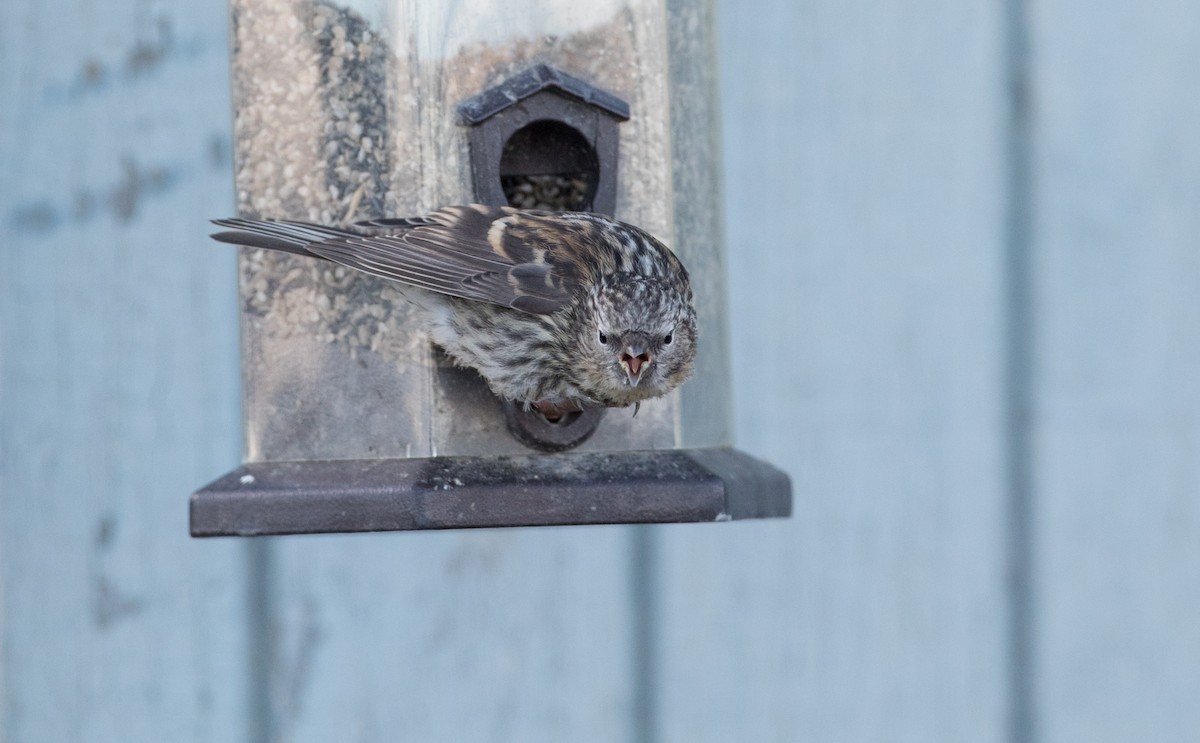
[211, 204, 697, 421]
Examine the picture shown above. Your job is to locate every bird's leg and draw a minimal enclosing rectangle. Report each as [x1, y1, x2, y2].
[534, 399, 583, 423]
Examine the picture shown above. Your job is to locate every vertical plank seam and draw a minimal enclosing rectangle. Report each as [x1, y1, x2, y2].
[1002, 0, 1036, 740]
[248, 540, 274, 743]
[631, 527, 658, 743]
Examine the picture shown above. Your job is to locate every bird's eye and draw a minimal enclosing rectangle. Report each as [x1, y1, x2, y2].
[598, 331, 609, 345]
[664, 332, 673, 345]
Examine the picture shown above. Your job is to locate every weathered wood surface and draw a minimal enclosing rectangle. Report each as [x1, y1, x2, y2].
[0, 0, 250, 740]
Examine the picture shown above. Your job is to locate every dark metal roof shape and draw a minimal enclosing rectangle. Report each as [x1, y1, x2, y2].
[458, 63, 632, 125]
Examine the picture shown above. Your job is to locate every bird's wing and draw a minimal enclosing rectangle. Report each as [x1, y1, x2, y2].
[211, 205, 580, 315]
[352, 216, 439, 232]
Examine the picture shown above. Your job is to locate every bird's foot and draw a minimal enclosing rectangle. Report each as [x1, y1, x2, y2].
[533, 399, 584, 423]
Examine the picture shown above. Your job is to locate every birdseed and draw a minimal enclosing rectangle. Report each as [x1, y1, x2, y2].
[501, 174, 592, 211]
[231, 0, 415, 360]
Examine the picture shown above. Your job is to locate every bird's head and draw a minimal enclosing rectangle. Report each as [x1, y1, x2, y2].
[574, 275, 697, 407]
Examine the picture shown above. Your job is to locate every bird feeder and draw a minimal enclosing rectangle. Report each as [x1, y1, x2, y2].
[190, 0, 791, 535]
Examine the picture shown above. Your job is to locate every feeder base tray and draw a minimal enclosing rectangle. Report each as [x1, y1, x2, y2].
[190, 447, 791, 536]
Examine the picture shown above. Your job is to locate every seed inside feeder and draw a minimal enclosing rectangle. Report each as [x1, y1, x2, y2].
[502, 173, 592, 212]
[498, 119, 599, 212]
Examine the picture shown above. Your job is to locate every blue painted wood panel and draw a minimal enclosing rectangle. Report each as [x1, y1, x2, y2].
[4, 0, 1199, 740]
[259, 530, 638, 741]
[0, 0, 249, 740]
[651, 1, 1013, 741]
[1029, 2, 1200, 740]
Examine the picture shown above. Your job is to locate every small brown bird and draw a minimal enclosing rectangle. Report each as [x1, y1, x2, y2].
[212, 205, 697, 419]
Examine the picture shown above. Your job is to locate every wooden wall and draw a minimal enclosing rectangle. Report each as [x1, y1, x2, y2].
[2, 0, 1198, 741]
[0, 0, 249, 739]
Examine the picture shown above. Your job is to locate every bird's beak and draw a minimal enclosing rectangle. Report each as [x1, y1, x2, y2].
[620, 340, 652, 387]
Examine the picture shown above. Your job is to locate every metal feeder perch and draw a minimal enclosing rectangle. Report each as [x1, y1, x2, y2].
[190, 0, 791, 536]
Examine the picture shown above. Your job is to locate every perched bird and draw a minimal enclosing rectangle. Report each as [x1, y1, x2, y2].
[211, 205, 697, 420]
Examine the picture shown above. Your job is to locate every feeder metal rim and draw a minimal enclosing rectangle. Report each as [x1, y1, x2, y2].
[190, 446, 792, 536]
